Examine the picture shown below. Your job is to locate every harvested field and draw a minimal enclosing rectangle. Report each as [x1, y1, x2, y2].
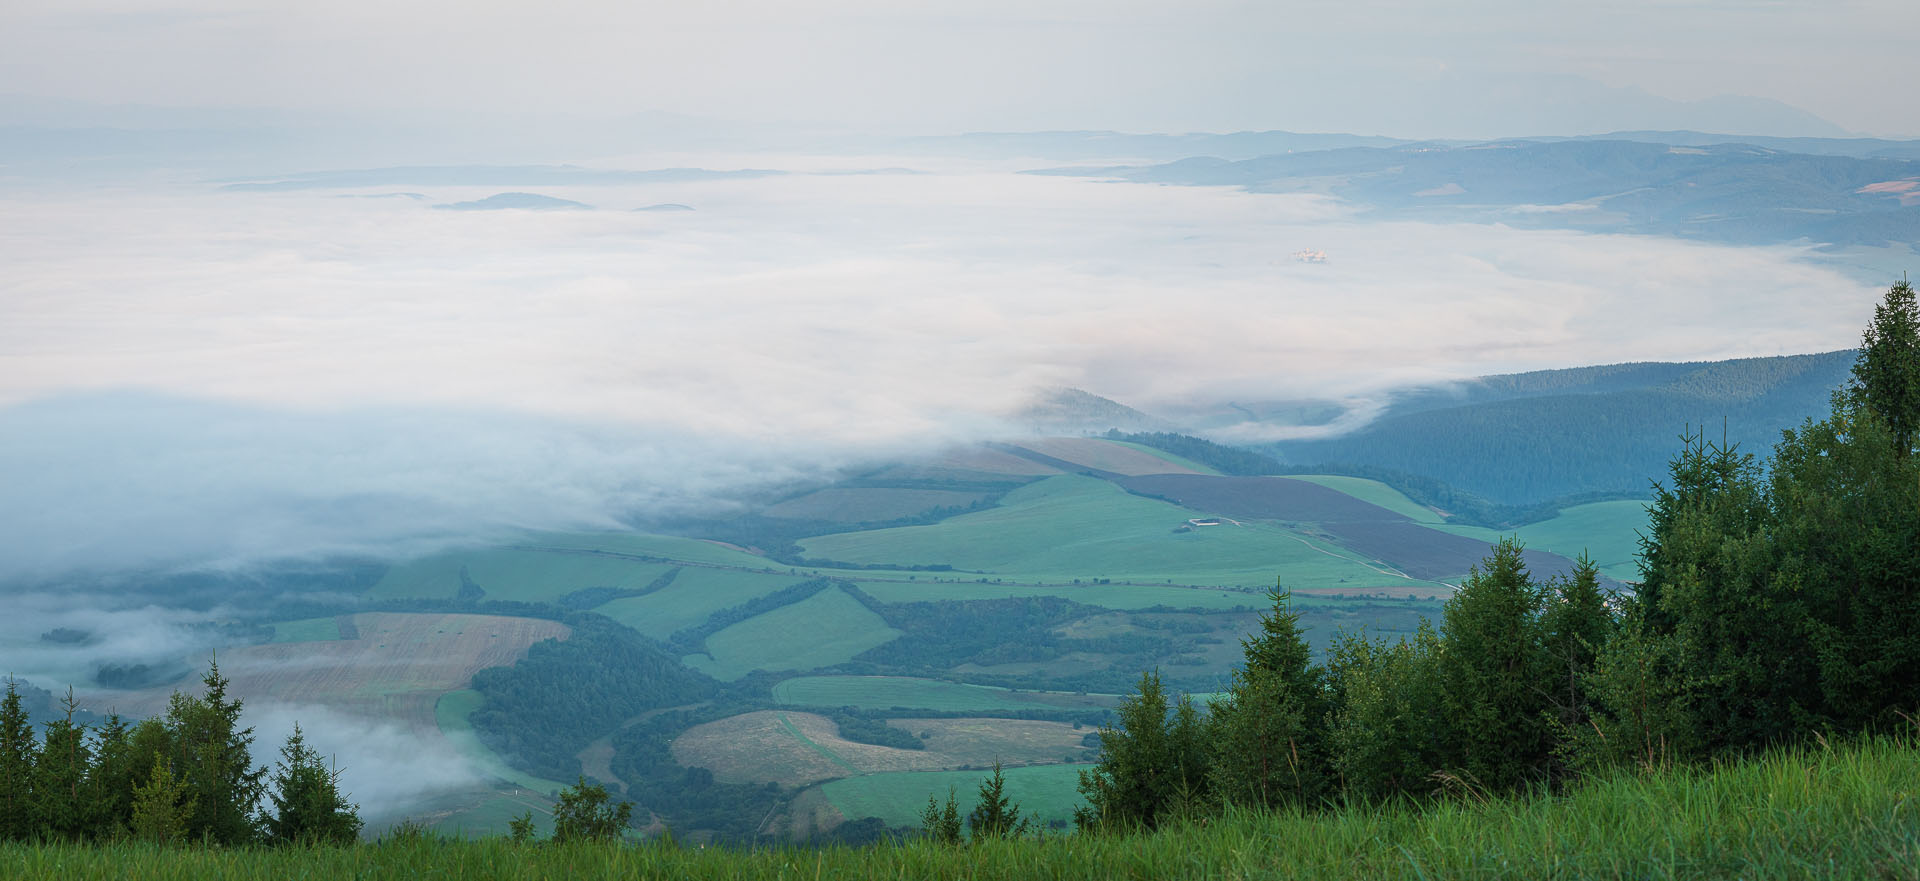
[1321, 521, 1583, 582]
[1008, 438, 1205, 476]
[671, 711, 943, 786]
[1116, 474, 1409, 523]
[83, 612, 568, 741]
[672, 711, 1092, 791]
[762, 488, 990, 523]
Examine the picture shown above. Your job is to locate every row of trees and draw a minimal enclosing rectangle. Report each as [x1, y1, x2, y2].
[0, 661, 361, 845]
[1076, 280, 1919, 829]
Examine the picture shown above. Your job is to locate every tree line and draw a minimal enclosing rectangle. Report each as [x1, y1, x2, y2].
[0, 660, 361, 845]
[1075, 281, 1919, 829]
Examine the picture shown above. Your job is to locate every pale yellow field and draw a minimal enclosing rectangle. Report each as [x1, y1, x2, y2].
[81, 612, 570, 742]
[671, 710, 1092, 788]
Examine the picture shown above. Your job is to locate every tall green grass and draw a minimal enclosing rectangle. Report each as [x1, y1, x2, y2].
[10, 734, 1916, 879]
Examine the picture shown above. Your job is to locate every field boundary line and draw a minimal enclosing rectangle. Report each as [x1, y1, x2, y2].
[778, 713, 861, 775]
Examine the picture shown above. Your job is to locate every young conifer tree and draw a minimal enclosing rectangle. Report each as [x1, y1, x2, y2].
[1207, 586, 1328, 809]
[1540, 555, 1615, 779]
[1075, 670, 1173, 832]
[0, 679, 38, 840]
[966, 762, 1029, 840]
[1849, 278, 1920, 456]
[263, 724, 362, 845]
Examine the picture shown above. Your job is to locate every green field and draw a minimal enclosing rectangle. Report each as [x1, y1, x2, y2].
[850, 579, 1262, 611]
[269, 616, 342, 643]
[819, 763, 1091, 829]
[369, 547, 678, 602]
[595, 569, 816, 641]
[798, 475, 1396, 589]
[772, 676, 1116, 713]
[684, 588, 902, 681]
[1437, 499, 1651, 582]
[1286, 475, 1444, 524]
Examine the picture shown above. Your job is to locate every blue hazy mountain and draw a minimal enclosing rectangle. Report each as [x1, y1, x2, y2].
[433, 192, 592, 211]
[1035, 138, 1920, 247]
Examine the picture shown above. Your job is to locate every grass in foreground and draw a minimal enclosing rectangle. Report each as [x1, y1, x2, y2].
[9, 734, 1916, 880]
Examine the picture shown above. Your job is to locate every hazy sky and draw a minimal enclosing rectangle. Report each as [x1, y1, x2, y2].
[3, 0, 1916, 138]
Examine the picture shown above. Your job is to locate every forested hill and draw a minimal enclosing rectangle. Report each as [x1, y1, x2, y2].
[1267, 350, 1855, 505]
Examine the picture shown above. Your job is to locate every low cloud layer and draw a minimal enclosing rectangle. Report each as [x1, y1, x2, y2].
[0, 166, 1891, 577]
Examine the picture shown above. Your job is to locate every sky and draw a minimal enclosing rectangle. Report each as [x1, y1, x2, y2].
[2, 0, 1917, 139]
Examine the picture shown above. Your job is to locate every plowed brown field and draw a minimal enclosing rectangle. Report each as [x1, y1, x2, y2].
[82, 612, 569, 743]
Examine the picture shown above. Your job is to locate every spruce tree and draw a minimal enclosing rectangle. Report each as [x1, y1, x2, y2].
[0, 678, 37, 840]
[918, 786, 962, 845]
[965, 762, 1029, 840]
[165, 658, 266, 844]
[263, 724, 362, 845]
[129, 755, 195, 844]
[30, 689, 94, 840]
[1207, 587, 1328, 809]
[1849, 279, 1920, 456]
[1075, 670, 1175, 831]
[1540, 554, 1616, 777]
[1435, 539, 1551, 792]
[85, 713, 137, 839]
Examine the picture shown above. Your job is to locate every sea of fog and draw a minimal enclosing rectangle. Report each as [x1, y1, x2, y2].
[0, 157, 1887, 579]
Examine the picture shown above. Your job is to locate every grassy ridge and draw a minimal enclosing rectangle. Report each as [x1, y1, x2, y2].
[12, 734, 1915, 879]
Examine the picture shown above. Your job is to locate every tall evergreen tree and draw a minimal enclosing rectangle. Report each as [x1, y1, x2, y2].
[30, 689, 94, 840]
[1540, 555, 1616, 778]
[1435, 539, 1551, 792]
[0, 679, 37, 840]
[1849, 278, 1920, 456]
[1207, 588, 1329, 809]
[84, 714, 137, 839]
[164, 658, 265, 844]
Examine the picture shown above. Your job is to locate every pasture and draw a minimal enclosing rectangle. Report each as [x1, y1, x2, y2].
[848, 579, 1263, 610]
[594, 568, 816, 641]
[683, 587, 901, 680]
[798, 475, 1396, 589]
[771, 676, 1117, 713]
[1437, 499, 1651, 582]
[889, 717, 1094, 767]
[1115, 474, 1408, 523]
[818, 762, 1091, 830]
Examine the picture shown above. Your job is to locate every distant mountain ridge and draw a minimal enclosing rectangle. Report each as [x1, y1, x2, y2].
[1266, 351, 1858, 505]
[1035, 138, 1920, 247]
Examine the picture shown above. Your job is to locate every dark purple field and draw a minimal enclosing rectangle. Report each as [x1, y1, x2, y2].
[1322, 521, 1584, 582]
